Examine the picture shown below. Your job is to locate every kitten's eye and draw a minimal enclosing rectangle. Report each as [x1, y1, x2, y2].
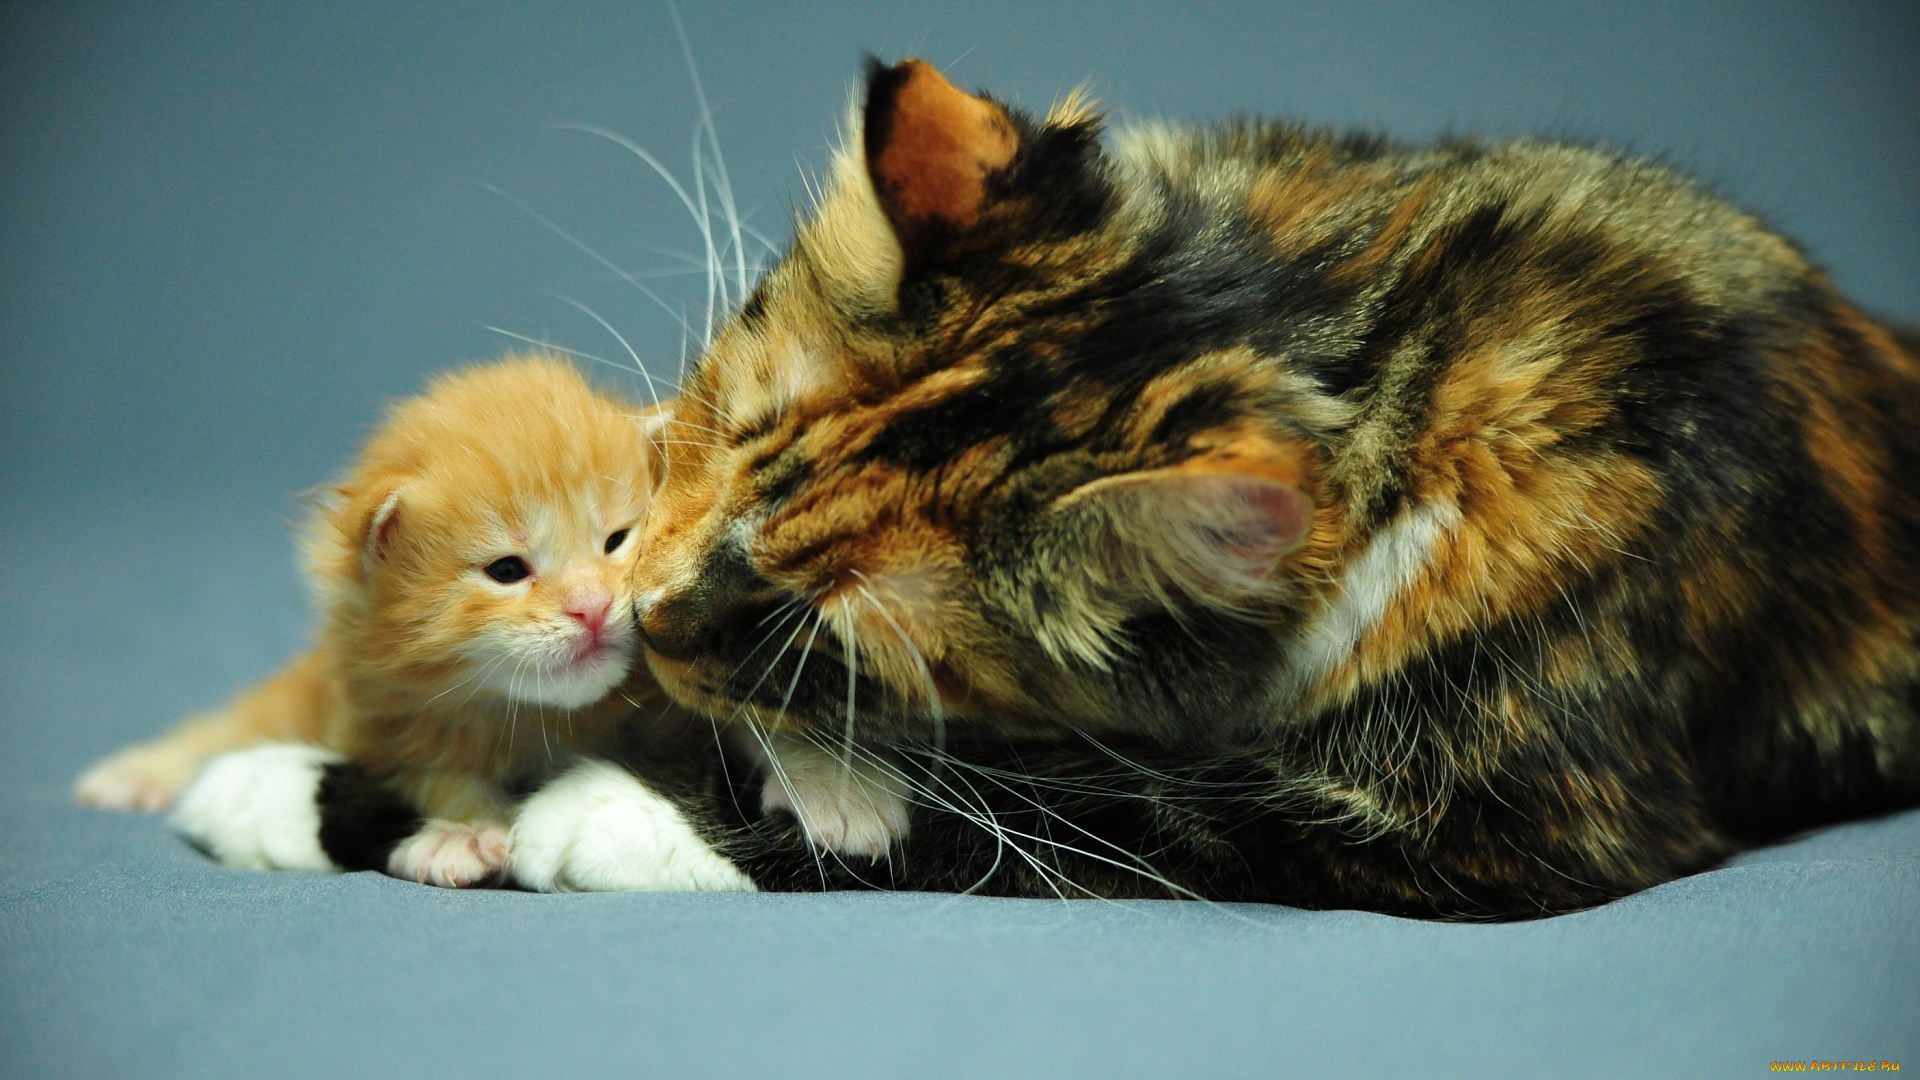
[604, 529, 630, 555]
[483, 556, 531, 584]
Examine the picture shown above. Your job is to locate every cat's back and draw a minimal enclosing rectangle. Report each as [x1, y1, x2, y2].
[1113, 120, 1812, 312]
[1107, 115, 1920, 835]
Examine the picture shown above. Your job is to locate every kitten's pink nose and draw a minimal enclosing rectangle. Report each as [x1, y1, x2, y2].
[565, 590, 613, 639]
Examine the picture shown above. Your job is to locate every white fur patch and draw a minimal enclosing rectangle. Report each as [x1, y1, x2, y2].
[1285, 500, 1459, 688]
[508, 760, 756, 893]
[749, 732, 912, 859]
[170, 744, 344, 873]
[387, 819, 512, 888]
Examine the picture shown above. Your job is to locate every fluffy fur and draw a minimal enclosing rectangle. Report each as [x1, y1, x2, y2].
[603, 59, 1920, 916]
[229, 59, 1920, 917]
[85, 356, 666, 885]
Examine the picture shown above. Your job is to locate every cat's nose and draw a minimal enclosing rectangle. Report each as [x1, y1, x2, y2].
[564, 589, 612, 638]
[636, 598, 701, 661]
[634, 542, 776, 663]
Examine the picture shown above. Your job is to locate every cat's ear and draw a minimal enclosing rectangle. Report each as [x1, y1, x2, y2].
[1051, 450, 1314, 609]
[864, 59, 1019, 256]
[862, 58, 1103, 271]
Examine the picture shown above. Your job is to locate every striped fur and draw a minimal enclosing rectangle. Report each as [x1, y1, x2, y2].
[610, 60, 1920, 916]
[317, 60, 1920, 916]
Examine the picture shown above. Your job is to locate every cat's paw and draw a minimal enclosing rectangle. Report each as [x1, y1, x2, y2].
[170, 744, 344, 872]
[509, 760, 755, 893]
[386, 819, 511, 888]
[760, 744, 912, 859]
[75, 743, 203, 812]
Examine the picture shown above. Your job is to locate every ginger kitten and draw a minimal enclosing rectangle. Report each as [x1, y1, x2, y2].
[80, 355, 665, 885]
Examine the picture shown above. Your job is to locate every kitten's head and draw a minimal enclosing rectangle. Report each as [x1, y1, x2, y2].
[638, 62, 1336, 746]
[310, 355, 662, 711]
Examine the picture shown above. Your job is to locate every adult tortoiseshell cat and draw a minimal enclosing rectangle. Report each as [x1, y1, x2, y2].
[190, 60, 1920, 917]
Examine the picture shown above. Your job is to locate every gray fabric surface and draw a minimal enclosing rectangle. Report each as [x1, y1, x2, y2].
[4, 2, 1917, 1076]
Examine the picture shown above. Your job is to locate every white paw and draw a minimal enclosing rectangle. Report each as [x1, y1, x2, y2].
[386, 819, 511, 888]
[759, 739, 912, 859]
[75, 743, 202, 812]
[509, 760, 755, 893]
[169, 744, 344, 873]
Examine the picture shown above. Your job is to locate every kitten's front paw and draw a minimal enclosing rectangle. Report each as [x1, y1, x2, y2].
[170, 744, 344, 872]
[75, 743, 202, 812]
[509, 760, 755, 893]
[386, 819, 511, 888]
[760, 744, 913, 859]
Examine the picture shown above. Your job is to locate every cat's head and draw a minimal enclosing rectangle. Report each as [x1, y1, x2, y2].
[637, 62, 1337, 746]
[310, 355, 662, 711]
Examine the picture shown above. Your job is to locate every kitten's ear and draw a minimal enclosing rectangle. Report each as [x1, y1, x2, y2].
[863, 58, 1103, 270]
[636, 406, 673, 494]
[1052, 451, 1314, 609]
[350, 489, 403, 572]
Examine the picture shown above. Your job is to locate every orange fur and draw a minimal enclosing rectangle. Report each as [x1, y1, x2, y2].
[78, 355, 665, 839]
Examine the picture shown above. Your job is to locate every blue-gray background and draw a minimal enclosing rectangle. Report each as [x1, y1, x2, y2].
[3, 3, 1916, 1077]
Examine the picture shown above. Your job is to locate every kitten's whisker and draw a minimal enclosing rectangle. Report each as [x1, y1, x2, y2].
[428, 654, 505, 708]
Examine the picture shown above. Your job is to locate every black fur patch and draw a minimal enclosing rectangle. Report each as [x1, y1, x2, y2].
[315, 763, 422, 873]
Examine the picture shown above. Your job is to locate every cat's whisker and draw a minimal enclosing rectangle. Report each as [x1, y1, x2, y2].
[549, 295, 664, 410]
[803, 733, 1039, 899]
[479, 182, 702, 345]
[838, 596, 859, 779]
[849, 574, 945, 761]
[771, 612, 826, 730]
[918, 749, 1078, 904]
[716, 599, 821, 737]
[901, 745, 1241, 912]
[939, 756, 1205, 905]
[482, 328, 627, 372]
[670, 0, 750, 306]
[552, 125, 718, 338]
[714, 597, 811, 695]
[662, 415, 735, 441]
[688, 122, 723, 335]
[736, 220, 782, 259]
[737, 707, 831, 890]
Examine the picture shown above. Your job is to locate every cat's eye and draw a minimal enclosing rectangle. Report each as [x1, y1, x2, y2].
[483, 556, 531, 584]
[604, 529, 630, 555]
